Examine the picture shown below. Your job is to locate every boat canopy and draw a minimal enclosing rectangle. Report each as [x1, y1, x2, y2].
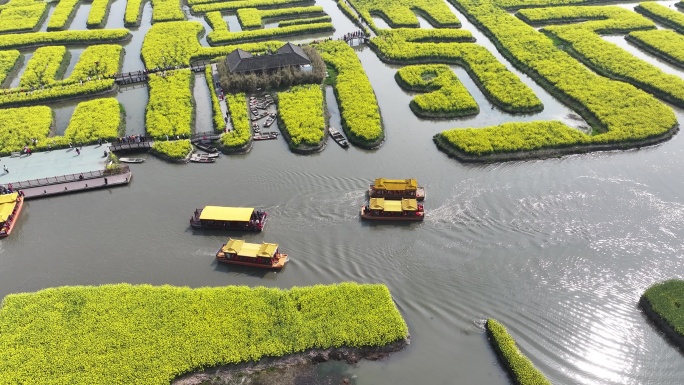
[222, 238, 278, 258]
[368, 197, 418, 212]
[199, 206, 254, 222]
[373, 178, 417, 191]
[0, 193, 18, 222]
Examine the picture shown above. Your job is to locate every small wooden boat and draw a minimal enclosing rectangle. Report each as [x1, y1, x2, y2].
[191, 206, 267, 231]
[216, 238, 289, 269]
[195, 142, 218, 153]
[253, 132, 278, 141]
[194, 152, 219, 159]
[369, 178, 425, 201]
[189, 154, 216, 163]
[361, 198, 424, 222]
[264, 116, 275, 127]
[0, 192, 24, 238]
[328, 126, 349, 148]
[119, 157, 145, 163]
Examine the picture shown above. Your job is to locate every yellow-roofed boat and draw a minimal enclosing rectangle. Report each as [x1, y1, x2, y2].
[361, 198, 424, 221]
[369, 178, 425, 201]
[0, 192, 24, 238]
[190, 206, 266, 231]
[216, 238, 289, 269]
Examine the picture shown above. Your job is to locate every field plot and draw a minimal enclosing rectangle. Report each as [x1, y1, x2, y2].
[0, 283, 408, 385]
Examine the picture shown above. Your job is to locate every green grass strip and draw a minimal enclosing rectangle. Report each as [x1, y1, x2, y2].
[208, 22, 334, 45]
[641, 280, 684, 337]
[0, 50, 21, 86]
[146, 69, 194, 139]
[87, 0, 114, 28]
[348, 0, 459, 30]
[151, 139, 192, 159]
[278, 84, 326, 147]
[279, 16, 331, 27]
[192, 0, 310, 13]
[0, 2, 48, 33]
[635, 2, 684, 34]
[627, 30, 684, 69]
[0, 29, 129, 49]
[19, 46, 69, 88]
[221, 92, 251, 149]
[47, 0, 80, 30]
[0, 283, 408, 384]
[396, 64, 478, 118]
[64, 98, 123, 143]
[486, 319, 551, 385]
[316, 40, 383, 147]
[0, 105, 52, 155]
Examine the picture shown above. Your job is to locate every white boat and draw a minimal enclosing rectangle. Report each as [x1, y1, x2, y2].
[119, 157, 145, 163]
[194, 152, 219, 159]
[328, 127, 349, 148]
[189, 154, 216, 163]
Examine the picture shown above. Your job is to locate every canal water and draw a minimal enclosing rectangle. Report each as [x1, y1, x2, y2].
[2, 1, 684, 385]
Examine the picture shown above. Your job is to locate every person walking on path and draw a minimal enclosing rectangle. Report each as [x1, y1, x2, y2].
[76, 148, 81, 156]
[3, 165, 7, 174]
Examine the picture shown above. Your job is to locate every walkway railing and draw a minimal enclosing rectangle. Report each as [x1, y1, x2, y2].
[191, 131, 222, 143]
[3, 165, 130, 189]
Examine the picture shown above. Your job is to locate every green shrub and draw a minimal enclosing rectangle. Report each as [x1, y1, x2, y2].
[151, 139, 192, 159]
[371, 29, 542, 113]
[278, 84, 326, 147]
[642, 280, 684, 336]
[205, 66, 225, 132]
[315, 40, 383, 146]
[0, 50, 20, 86]
[347, 0, 460, 29]
[19, 46, 69, 88]
[208, 22, 334, 45]
[486, 319, 551, 385]
[0, 29, 129, 49]
[0, 105, 52, 155]
[0, 283, 407, 385]
[220, 92, 251, 148]
[145, 70, 194, 139]
[64, 98, 123, 143]
[396, 64, 478, 118]
[47, 0, 79, 30]
[87, 0, 113, 28]
[635, 2, 684, 33]
[0, 2, 48, 33]
[279, 16, 331, 27]
[627, 30, 684, 68]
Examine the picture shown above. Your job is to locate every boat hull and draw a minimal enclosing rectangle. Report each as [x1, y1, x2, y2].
[0, 196, 24, 238]
[368, 186, 425, 201]
[216, 252, 288, 269]
[360, 206, 424, 221]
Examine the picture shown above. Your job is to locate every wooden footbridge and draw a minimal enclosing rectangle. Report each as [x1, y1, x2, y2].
[191, 131, 222, 143]
[113, 61, 211, 85]
[109, 142, 152, 152]
[6, 167, 132, 200]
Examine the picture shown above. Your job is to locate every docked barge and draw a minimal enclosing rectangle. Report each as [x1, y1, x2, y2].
[216, 238, 289, 269]
[369, 178, 425, 201]
[361, 198, 424, 221]
[0, 192, 24, 238]
[190, 206, 267, 231]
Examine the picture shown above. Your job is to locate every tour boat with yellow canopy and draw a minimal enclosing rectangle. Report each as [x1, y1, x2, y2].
[216, 238, 289, 269]
[190, 206, 267, 231]
[368, 178, 425, 201]
[361, 197, 424, 221]
[0, 192, 24, 238]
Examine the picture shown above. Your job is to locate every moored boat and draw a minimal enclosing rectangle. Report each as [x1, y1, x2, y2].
[0, 192, 24, 238]
[360, 198, 424, 221]
[253, 132, 278, 140]
[194, 152, 219, 159]
[216, 238, 289, 269]
[189, 154, 216, 163]
[369, 178, 425, 201]
[119, 157, 145, 163]
[195, 142, 218, 153]
[191, 206, 267, 231]
[328, 126, 349, 148]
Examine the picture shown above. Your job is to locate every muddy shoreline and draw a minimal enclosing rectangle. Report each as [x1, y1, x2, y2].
[173, 337, 410, 385]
